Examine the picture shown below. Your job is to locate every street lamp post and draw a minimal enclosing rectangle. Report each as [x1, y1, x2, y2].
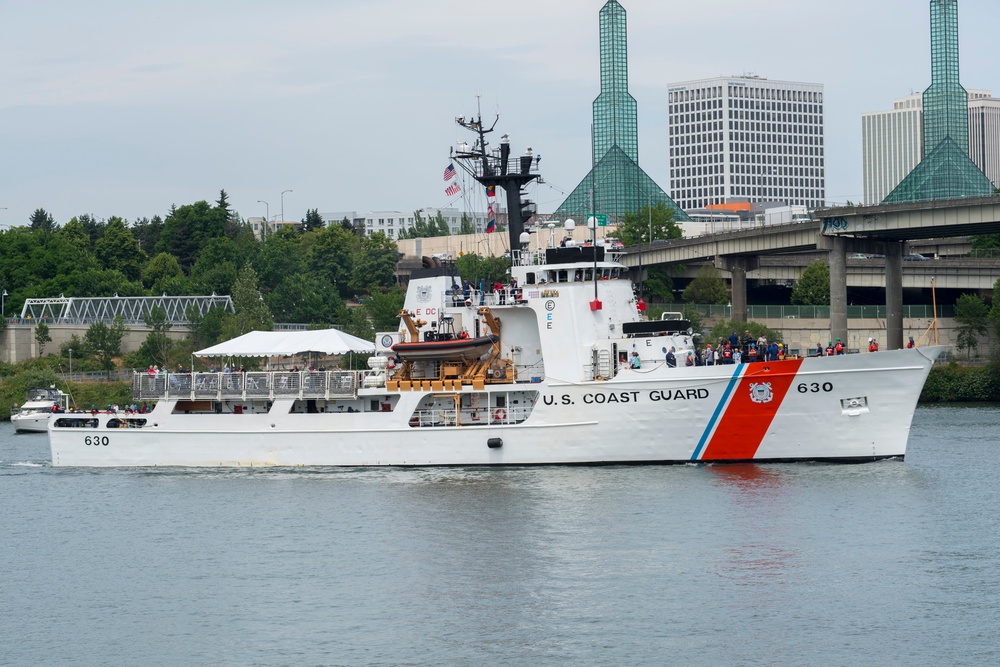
[69, 348, 73, 374]
[280, 189, 292, 227]
[257, 200, 269, 240]
[1, 289, 6, 319]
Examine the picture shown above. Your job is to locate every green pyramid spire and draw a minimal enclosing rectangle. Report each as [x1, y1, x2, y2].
[883, 0, 994, 203]
[555, 1, 687, 222]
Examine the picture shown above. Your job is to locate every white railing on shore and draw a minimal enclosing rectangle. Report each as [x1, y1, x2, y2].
[132, 371, 361, 401]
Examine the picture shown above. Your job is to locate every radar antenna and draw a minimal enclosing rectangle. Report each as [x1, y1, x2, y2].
[452, 99, 541, 252]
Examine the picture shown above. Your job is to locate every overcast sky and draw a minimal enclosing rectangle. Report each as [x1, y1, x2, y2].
[1, 0, 998, 228]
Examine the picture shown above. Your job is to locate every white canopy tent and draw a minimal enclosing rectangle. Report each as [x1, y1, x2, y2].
[194, 328, 375, 358]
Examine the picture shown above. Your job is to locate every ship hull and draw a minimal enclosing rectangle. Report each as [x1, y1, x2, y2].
[48, 348, 940, 467]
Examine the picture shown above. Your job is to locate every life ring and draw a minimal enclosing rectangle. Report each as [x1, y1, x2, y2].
[386, 357, 397, 369]
[493, 408, 507, 422]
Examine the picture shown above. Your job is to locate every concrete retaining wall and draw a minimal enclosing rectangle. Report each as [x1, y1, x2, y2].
[1, 324, 190, 365]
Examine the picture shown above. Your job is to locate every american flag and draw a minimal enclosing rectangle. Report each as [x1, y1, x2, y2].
[443, 163, 457, 181]
[445, 181, 461, 197]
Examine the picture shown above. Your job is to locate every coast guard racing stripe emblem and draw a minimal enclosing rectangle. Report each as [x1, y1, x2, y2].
[697, 358, 804, 460]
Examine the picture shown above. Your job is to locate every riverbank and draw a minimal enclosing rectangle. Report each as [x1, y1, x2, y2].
[920, 360, 1000, 403]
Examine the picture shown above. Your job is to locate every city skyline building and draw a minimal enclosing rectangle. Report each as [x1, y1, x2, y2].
[555, 0, 687, 222]
[666, 75, 826, 210]
[321, 208, 494, 239]
[883, 0, 995, 203]
[861, 90, 1000, 204]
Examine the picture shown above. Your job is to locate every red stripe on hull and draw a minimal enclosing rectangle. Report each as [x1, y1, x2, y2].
[702, 358, 804, 460]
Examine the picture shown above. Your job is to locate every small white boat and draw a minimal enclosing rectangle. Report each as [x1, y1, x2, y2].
[12, 386, 70, 433]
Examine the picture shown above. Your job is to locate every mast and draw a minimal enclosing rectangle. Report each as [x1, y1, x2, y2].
[452, 103, 541, 252]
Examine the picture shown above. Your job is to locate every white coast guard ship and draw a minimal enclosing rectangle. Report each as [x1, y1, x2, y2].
[47, 254, 941, 467]
[47, 117, 942, 467]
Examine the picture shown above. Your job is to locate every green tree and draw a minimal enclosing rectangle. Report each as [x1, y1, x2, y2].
[305, 223, 359, 298]
[76, 213, 104, 248]
[84, 316, 129, 371]
[399, 210, 452, 239]
[266, 273, 346, 325]
[156, 200, 225, 272]
[352, 232, 399, 293]
[456, 254, 510, 287]
[134, 306, 173, 368]
[989, 276, 1000, 342]
[95, 217, 146, 281]
[226, 265, 273, 338]
[399, 211, 426, 239]
[131, 215, 164, 256]
[57, 217, 94, 256]
[256, 225, 306, 292]
[459, 213, 475, 235]
[29, 208, 57, 234]
[301, 208, 325, 232]
[617, 202, 681, 246]
[643, 267, 676, 303]
[364, 288, 406, 331]
[34, 322, 52, 355]
[682, 264, 729, 304]
[143, 252, 188, 295]
[187, 304, 230, 349]
[790, 261, 830, 305]
[434, 212, 451, 236]
[954, 293, 989, 359]
[190, 237, 242, 296]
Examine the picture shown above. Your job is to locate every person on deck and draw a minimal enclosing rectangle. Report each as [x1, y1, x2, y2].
[907, 336, 916, 348]
[630, 352, 641, 369]
[740, 330, 754, 357]
[665, 349, 677, 368]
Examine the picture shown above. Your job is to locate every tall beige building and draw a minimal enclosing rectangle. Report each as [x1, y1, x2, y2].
[861, 90, 1000, 204]
[667, 75, 826, 211]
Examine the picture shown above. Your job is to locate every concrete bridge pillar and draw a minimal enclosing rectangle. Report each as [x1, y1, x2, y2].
[716, 256, 759, 323]
[886, 242, 904, 349]
[829, 236, 848, 344]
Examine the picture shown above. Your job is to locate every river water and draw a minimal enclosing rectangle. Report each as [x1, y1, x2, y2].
[2, 404, 999, 666]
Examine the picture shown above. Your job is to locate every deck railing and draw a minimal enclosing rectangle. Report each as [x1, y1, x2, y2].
[132, 371, 361, 401]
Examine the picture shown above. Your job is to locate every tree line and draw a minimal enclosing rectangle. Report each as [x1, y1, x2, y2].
[0, 191, 404, 328]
